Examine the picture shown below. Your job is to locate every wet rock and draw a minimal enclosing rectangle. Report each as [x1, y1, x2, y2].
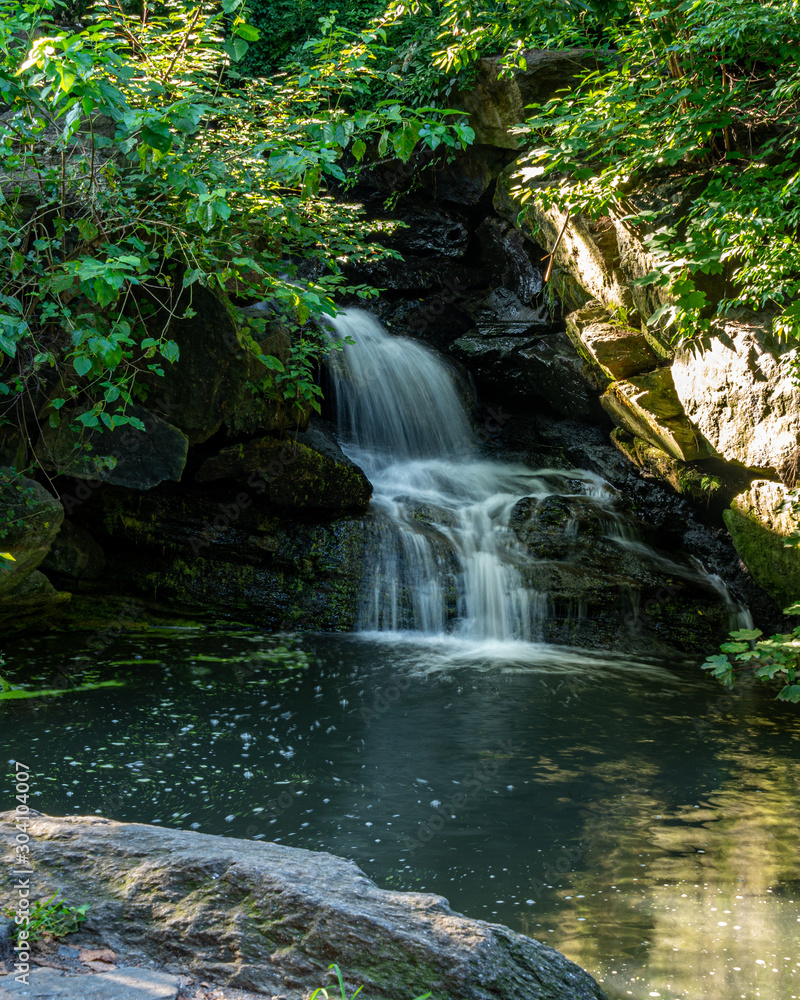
[367, 206, 470, 258]
[42, 519, 106, 580]
[37, 404, 189, 490]
[450, 330, 599, 418]
[344, 256, 491, 295]
[469, 287, 552, 337]
[724, 480, 800, 609]
[476, 217, 544, 304]
[0, 470, 64, 597]
[196, 431, 372, 510]
[600, 367, 714, 462]
[454, 48, 597, 149]
[672, 313, 800, 477]
[372, 296, 475, 351]
[80, 486, 372, 631]
[511, 496, 734, 653]
[0, 813, 610, 1000]
[418, 145, 515, 205]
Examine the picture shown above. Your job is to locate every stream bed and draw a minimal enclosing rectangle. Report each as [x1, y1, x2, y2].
[1, 628, 798, 1000]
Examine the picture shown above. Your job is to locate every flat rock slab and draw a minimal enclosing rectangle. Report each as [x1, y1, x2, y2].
[0, 967, 179, 999]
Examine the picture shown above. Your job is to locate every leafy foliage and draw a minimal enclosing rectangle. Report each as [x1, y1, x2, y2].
[509, 0, 800, 345]
[2, 893, 89, 943]
[0, 0, 474, 468]
[376, 0, 800, 348]
[704, 610, 800, 703]
[239, 0, 386, 75]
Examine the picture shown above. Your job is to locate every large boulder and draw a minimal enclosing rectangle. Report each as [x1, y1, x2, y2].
[0, 470, 63, 596]
[195, 427, 372, 510]
[510, 489, 735, 653]
[141, 286, 312, 445]
[80, 486, 373, 631]
[37, 404, 189, 490]
[0, 813, 609, 1000]
[672, 313, 800, 478]
[454, 49, 597, 149]
[41, 519, 106, 580]
[724, 480, 800, 609]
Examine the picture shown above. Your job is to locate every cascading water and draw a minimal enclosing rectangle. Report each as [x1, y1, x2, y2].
[326, 309, 746, 644]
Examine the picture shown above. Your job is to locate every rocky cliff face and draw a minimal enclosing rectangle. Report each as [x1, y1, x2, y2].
[433, 52, 799, 616]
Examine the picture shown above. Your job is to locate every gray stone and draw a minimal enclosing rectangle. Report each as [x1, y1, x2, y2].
[0, 967, 179, 999]
[36, 405, 188, 491]
[455, 49, 597, 149]
[672, 313, 800, 476]
[0, 813, 608, 1000]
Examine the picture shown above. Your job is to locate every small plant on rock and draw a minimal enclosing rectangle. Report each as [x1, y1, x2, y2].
[2, 894, 89, 944]
[310, 963, 431, 1000]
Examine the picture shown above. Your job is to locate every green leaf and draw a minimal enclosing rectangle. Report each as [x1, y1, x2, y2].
[234, 23, 259, 41]
[777, 684, 800, 702]
[351, 139, 367, 162]
[160, 340, 180, 364]
[142, 122, 172, 153]
[73, 356, 93, 377]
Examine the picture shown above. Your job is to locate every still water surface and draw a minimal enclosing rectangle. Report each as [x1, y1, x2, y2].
[1, 629, 799, 1000]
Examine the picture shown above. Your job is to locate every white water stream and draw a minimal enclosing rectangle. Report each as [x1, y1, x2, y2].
[327, 309, 745, 642]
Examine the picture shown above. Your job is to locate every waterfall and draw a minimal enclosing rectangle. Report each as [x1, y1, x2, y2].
[326, 309, 746, 643]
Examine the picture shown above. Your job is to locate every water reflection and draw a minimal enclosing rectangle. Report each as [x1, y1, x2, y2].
[0, 630, 798, 1000]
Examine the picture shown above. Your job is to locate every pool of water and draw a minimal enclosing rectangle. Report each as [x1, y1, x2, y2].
[1, 629, 799, 1000]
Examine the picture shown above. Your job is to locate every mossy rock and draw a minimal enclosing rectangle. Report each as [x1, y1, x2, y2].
[724, 480, 800, 608]
[0, 469, 64, 597]
[196, 432, 372, 510]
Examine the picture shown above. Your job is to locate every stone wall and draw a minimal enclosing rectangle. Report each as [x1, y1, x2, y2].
[456, 52, 800, 613]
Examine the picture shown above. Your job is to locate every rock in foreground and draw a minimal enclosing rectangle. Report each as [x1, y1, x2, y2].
[0, 813, 609, 1000]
